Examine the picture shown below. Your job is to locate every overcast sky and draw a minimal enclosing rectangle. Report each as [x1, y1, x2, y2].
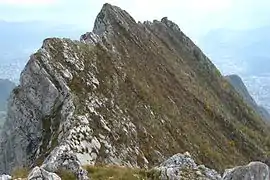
[0, 0, 269, 39]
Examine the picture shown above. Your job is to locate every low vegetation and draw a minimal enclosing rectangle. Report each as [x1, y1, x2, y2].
[56, 165, 160, 180]
[57, 169, 77, 180]
[85, 165, 160, 180]
[11, 167, 29, 179]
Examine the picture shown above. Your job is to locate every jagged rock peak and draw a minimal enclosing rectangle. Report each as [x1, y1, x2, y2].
[93, 3, 137, 36]
[161, 17, 181, 32]
[142, 17, 182, 32]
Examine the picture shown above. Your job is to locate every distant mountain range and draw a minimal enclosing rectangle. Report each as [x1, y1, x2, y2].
[199, 26, 270, 113]
[199, 26, 270, 76]
[225, 74, 270, 122]
[0, 21, 86, 82]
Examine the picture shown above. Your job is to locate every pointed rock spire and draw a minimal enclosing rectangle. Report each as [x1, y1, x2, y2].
[92, 3, 137, 36]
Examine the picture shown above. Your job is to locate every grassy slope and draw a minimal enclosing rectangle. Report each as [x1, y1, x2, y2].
[31, 14, 270, 173]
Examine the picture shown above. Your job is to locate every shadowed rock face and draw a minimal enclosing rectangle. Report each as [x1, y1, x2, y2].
[0, 79, 15, 111]
[0, 3, 270, 175]
[157, 152, 222, 180]
[225, 74, 270, 122]
[0, 79, 15, 131]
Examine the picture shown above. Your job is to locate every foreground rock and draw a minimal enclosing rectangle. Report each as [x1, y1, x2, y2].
[41, 147, 89, 180]
[223, 162, 269, 180]
[0, 174, 11, 180]
[2, 153, 270, 180]
[0, 2, 270, 178]
[28, 167, 61, 180]
[156, 153, 270, 180]
[157, 152, 222, 180]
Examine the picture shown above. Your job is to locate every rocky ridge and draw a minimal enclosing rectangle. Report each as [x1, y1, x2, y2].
[0, 3, 270, 180]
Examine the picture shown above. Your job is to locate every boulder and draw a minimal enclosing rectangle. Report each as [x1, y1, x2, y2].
[223, 161, 269, 180]
[156, 152, 222, 180]
[41, 146, 89, 180]
[0, 174, 11, 180]
[27, 166, 61, 180]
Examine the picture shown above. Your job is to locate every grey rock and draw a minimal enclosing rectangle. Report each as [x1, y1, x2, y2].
[28, 166, 61, 180]
[223, 162, 269, 180]
[161, 17, 181, 32]
[0, 174, 11, 180]
[0, 40, 72, 173]
[157, 152, 222, 180]
[80, 32, 101, 45]
[92, 3, 136, 36]
[41, 145, 89, 180]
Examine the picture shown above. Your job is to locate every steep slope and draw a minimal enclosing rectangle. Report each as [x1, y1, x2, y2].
[1, 3, 270, 175]
[225, 74, 270, 121]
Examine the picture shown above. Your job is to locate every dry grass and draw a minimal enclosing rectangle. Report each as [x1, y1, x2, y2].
[56, 169, 77, 180]
[11, 167, 29, 179]
[84, 165, 160, 180]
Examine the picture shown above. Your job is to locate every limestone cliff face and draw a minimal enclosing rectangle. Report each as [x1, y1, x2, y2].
[1, 3, 270, 174]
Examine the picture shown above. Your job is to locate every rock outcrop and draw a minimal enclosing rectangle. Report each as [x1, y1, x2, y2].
[157, 152, 222, 180]
[2, 152, 270, 180]
[0, 174, 11, 180]
[223, 162, 269, 180]
[0, 3, 270, 179]
[27, 166, 61, 180]
[226, 74, 270, 122]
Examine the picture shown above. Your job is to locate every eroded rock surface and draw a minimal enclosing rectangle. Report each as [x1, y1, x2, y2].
[223, 162, 269, 180]
[28, 166, 61, 180]
[157, 152, 222, 180]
